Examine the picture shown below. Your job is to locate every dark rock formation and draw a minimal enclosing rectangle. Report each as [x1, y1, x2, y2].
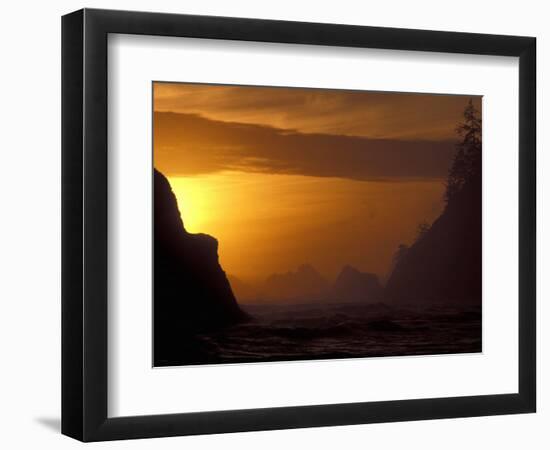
[385, 100, 482, 306]
[261, 264, 330, 303]
[384, 175, 481, 305]
[154, 169, 247, 363]
[330, 265, 382, 303]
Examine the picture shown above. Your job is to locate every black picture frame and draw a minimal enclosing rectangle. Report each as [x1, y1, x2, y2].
[62, 8, 536, 442]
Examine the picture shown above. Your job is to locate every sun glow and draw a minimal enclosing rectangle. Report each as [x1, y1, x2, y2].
[168, 175, 215, 233]
[168, 171, 445, 281]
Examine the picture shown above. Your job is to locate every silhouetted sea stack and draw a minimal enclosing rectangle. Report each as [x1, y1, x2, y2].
[331, 265, 382, 303]
[261, 264, 330, 303]
[384, 175, 481, 305]
[154, 169, 247, 362]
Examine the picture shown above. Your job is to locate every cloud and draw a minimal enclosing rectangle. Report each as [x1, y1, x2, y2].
[154, 82, 481, 141]
[154, 112, 457, 181]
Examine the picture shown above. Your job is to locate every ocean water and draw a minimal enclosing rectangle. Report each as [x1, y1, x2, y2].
[162, 302, 481, 367]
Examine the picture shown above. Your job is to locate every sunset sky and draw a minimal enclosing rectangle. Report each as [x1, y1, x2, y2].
[153, 82, 481, 282]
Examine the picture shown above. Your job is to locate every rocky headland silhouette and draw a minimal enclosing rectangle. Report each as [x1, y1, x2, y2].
[384, 176, 481, 305]
[154, 169, 247, 364]
[385, 100, 482, 306]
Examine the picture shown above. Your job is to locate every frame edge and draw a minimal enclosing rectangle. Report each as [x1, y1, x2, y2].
[61, 8, 537, 441]
[518, 36, 537, 413]
[61, 8, 85, 442]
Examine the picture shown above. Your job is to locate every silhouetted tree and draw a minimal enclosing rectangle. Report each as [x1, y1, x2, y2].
[445, 99, 482, 202]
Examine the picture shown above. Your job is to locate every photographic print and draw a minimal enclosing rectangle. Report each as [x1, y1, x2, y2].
[153, 82, 482, 367]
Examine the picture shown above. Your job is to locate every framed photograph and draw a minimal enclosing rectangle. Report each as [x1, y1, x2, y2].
[61, 8, 536, 441]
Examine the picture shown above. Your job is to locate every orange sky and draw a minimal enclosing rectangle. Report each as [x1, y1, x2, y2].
[153, 82, 481, 282]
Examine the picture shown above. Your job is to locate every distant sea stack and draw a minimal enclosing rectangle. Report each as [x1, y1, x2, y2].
[384, 175, 481, 305]
[330, 265, 382, 303]
[261, 264, 330, 303]
[154, 169, 247, 361]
